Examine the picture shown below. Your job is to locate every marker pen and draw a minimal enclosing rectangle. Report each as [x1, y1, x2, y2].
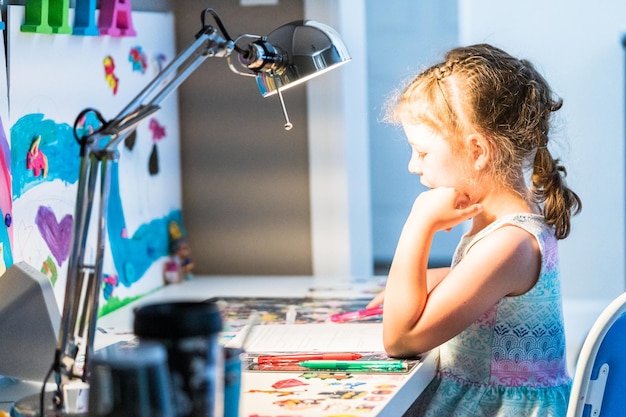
[298, 360, 407, 371]
[329, 306, 383, 322]
[255, 352, 362, 364]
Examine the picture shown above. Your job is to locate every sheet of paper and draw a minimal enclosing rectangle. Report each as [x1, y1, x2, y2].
[228, 323, 385, 352]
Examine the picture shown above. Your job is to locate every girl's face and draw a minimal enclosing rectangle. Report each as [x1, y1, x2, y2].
[403, 122, 469, 191]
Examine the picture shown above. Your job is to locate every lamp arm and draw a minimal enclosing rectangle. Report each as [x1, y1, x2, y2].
[98, 25, 234, 153]
[51, 21, 235, 412]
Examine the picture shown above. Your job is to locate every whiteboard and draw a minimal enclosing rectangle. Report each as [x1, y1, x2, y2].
[6, 6, 182, 314]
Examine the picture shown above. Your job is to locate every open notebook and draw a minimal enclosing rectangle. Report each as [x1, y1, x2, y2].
[227, 322, 385, 352]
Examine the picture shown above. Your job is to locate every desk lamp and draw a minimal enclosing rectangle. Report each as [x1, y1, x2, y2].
[11, 8, 350, 417]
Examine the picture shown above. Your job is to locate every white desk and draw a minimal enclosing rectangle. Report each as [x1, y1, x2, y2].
[1, 276, 438, 416]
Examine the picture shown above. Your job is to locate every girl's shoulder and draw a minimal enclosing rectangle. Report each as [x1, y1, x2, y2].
[453, 213, 551, 296]
[488, 213, 548, 237]
[470, 212, 548, 241]
[456, 213, 550, 262]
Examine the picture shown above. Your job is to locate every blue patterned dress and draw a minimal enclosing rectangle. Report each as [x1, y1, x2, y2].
[406, 213, 571, 417]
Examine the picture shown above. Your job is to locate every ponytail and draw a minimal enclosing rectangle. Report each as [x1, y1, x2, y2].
[531, 147, 582, 239]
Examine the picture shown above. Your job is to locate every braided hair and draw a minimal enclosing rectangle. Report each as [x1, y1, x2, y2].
[390, 44, 581, 239]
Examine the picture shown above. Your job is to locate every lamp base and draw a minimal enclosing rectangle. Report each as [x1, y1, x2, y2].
[11, 391, 87, 417]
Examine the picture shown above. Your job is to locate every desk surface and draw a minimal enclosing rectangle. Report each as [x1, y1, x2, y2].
[2, 276, 438, 416]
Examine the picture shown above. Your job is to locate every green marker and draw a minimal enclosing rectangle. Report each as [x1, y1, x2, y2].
[298, 360, 407, 371]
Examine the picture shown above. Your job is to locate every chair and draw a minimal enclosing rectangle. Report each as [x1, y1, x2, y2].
[567, 292, 626, 417]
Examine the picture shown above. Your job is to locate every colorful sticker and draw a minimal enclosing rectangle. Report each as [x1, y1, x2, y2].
[272, 378, 309, 389]
[149, 118, 166, 141]
[11, 114, 79, 199]
[103, 273, 119, 300]
[129, 46, 148, 74]
[26, 136, 48, 177]
[273, 398, 324, 411]
[41, 256, 58, 286]
[103, 55, 119, 95]
[317, 391, 367, 400]
[154, 53, 167, 75]
[248, 389, 306, 397]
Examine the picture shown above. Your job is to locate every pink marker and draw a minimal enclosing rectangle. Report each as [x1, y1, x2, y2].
[330, 306, 384, 322]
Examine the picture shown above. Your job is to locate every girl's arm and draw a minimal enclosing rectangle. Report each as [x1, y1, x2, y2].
[365, 267, 450, 310]
[381, 188, 540, 358]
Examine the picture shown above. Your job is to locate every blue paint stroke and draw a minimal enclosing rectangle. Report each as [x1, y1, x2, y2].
[11, 113, 180, 288]
[0, 209, 13, 268]
[108, 161, 181, 287]
[10, 114, 79, 199]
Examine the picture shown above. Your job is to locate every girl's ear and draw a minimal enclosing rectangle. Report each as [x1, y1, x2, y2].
[466, 133, 490, 171]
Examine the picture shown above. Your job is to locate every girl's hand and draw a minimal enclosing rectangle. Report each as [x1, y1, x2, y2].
[366, 290, 385, 309]
[408, 187, 482, 232]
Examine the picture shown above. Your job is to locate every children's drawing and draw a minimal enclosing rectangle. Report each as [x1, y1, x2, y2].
[34, 205, 72, 266]
[0, 243, 5, 276]
[271, 378, 308, 389]
[154, 53, 167, 75]
[129, 46, 148, 74]
[149, 117, 166, 140]
[0, 119, 13, 268]
[148, 144, 159, 175]
[107, 161, 182, 287]
[272, 398, 323, 410]
[102, 273, 119, 300]
[26, 136, 48, 177]
[124, 130, 137, 151]
[148, 117, 166, 175]
[11, 114, 79, 199]
[41, 256, 58, 285]
[103, 55, 119, 95]
[7, 6, 182, 315]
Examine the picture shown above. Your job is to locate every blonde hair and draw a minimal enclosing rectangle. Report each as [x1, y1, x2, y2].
[389, 44, 581, 239]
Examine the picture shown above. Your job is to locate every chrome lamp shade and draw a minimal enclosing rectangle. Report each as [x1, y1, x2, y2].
[255, 20, 351, 97]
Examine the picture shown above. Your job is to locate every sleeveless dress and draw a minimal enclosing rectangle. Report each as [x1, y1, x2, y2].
[406, 213, 571, 417]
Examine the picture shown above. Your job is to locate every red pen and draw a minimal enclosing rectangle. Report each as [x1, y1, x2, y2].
[255, 353, 362, 364]
[330, 306, 383, 322]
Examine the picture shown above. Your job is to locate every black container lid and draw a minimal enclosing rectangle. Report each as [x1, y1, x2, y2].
[134, 301, 223, 339]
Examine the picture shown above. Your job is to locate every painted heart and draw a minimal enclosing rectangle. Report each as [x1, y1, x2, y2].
[35, 205, 73, 266]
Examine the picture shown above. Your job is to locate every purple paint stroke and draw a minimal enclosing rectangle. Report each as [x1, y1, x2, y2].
[148, 118, 166, 141]
[35, 205, 73, 266]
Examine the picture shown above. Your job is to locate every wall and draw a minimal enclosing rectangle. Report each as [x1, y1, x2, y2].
[304, 0, 372, 277]
[173, 1, 314, 275]
[366, 0, 461, 272]
[173, 1, 374, 277]
[459, 0, 626, 299]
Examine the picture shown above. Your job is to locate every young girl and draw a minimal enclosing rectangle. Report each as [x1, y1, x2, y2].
[367, 44, 581, 416]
